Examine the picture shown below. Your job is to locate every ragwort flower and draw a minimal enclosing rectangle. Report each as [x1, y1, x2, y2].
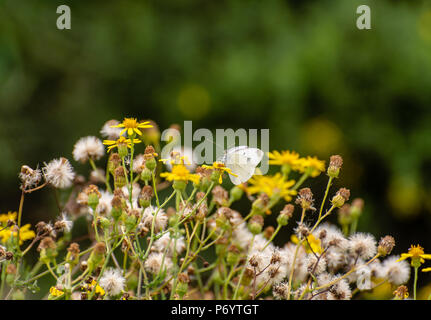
[201, 162, 238, 184]
[247, 173, 297, 201]
[110, 117, 153, 136]
[103, 136, 142, 153]
[397, 244, 431, 267]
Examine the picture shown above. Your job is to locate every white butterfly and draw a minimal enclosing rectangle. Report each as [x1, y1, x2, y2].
[218, 146, 264, 185]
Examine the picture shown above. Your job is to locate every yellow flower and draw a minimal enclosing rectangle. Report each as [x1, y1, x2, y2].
[160, 164, 200, 184]
[397, 245, 431, 267]
[0, 211, 17, 224]
[201, 162, 238, 184]
[298, 156, 325, 177]
[422, 268, 431, 272]
[0, 224, 36, 245]
[81, 280, 105, 296]
[49, 286, 65, 297]
[291, 234, 323, 254]
[110, 118, 153, 136]
[268, 150, 302, 170]
[247, 173, 297, 201]
[103, 136, 142, 152]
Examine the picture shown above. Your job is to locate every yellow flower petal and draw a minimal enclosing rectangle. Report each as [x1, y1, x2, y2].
[396, 254, 412, 262]
[134, 128, 142, 136]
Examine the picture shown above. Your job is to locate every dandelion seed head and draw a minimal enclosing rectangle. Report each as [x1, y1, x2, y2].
[152, 233, 186, 255]
[348, 233, 377, 260]
[99, 268, 125, 296]
[43, 157, 75, 189]
[145, 252, 173, 275]
[382, 255, 410, 285]
[100, 120, 123, 140]
[306, 254, 327, 275]
[19, 165, 42, 190]
[141, 206, 168, 232]
[73, 136, 105, 163]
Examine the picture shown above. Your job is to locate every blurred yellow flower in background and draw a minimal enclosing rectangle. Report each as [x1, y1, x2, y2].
[291, 233, 323, 254]
[298, 156, 326, 178]
[268, 150, 302, 170]
[0, 211, 17, 224]
[0, 224, 35, 245]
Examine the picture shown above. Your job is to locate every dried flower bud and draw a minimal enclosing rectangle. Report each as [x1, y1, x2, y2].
[277, 204, 294, 226]
[80, 261, 88, 271]
[195, 192, 208, 220]
[212, 186, 229, 207]
[270, 251, 282, 264]
[230, 186, 244, 202]
[378, 235, 395, 256]
[252, 193, 270, 214]
[68, 242, 80, 256]
[295, 223, 310, 240]
[331, 188, 350, 208]
[337, 204, 352, 225]
[248, 215, 264, 235]
[176, 273, 189, 298]
[393, 285, 409, 300]
[84, 185, 101, 210]
[350, 198, 364, 218]
[38, 237, 57, 251]
[249, 256, 259, 268]
[38, 237, 58, 263]
[264, 226, 275, 240]
[317, 229, 327, 240]
[273, 283, 289, 300]
[6, 264, 16, 275]
[138, 185, 153, 208]
[144, 146, 157, 170]
[114, 167, 127, 188]
[227, 244, 240, 265]
[327, 155, 343, 178]
[5, 252, 13, 261]
[87, 242, 106, 271]
[107, 153, 121, 172]
[35, 221, 48, 235]
[295, 188, 315, 211]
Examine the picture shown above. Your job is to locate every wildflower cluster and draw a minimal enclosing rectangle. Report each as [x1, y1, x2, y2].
[0, 117, 419, 300]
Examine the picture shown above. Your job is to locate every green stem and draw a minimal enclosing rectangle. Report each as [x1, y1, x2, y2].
[152, 172, 160, 207]
[350, 217, 358, 235]
[414, 266, 418, 300]
[292, 173, 309, 191]
[263, 224, 281, 250]
[233, 235, 255, 300]
[318, 176, 333, 220]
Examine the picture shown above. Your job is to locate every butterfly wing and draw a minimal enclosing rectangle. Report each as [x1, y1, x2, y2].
[223, 146, 264, 185]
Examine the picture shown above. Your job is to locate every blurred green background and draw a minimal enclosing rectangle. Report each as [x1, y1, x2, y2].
[1, 0, 431, 297]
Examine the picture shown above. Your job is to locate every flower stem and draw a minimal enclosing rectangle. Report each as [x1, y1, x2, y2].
[414, 266, 418, 300]
[318, 176, 333, 220]
[263, 224, 281, 250]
